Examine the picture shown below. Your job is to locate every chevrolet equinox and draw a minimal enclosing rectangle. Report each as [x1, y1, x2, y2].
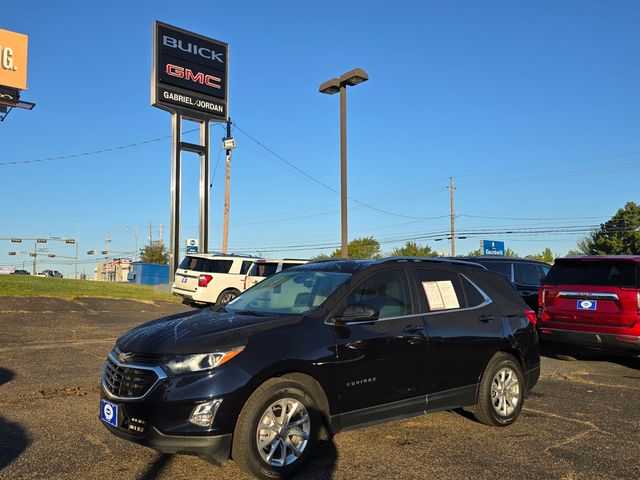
[100, 258, 540, 479]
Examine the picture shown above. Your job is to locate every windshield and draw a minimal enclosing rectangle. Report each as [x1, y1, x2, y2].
[225, 269, 352, 315]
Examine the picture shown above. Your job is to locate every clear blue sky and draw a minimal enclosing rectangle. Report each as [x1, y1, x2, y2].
[2, 0, 639, 276]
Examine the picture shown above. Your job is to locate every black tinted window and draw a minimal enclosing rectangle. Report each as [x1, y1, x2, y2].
[545, 260, 637, 287]
[240, 261, 253, 275]
[249, 262, 278, 277]
[178, 256, 207, 271]
[414, 268, 466, 311]
[480, 261, 511, 280]
[461, 276, 486, 307]
[280, 262, 300, 271]
[514, 263, 541, 285]
[347, 269, 410, 319]
[203, 259, 233, 273]
[537, 264, 550, 280]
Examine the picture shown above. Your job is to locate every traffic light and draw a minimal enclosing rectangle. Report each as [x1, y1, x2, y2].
[48, 254, 56, 258]
[29, 253, 36, 257]
[87, 250, 96, 255]
[65, 239, 76, 244]
[8, 251, 16, 256]
[37, 239, 47, 243]
[11, 238, 22, 243]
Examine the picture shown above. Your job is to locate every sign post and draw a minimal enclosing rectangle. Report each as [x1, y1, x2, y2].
[151, 21, 228, 278]
[0, 28, 35, 121]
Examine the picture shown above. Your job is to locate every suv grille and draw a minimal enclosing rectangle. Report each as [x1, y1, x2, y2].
[103, 356, 160, 399]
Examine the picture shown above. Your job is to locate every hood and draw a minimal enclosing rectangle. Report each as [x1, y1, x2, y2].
[116, 308, 300, 355]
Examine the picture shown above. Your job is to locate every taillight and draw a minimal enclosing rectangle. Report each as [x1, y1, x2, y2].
[637, 291, 640, 312]
[524, 309, 537, 326]
[539, 288, 546, 309]
[198, 274, 213, 287]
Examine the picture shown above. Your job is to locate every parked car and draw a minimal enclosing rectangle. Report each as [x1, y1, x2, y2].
[455, 257, 551, 311]
[172, 254, 260, 307]
[538, 255, 640, 355]
[11, 269, 30, 275]
[40, 269, 63, 278]
[243, 259, 308, 291]
[101, 257, 539, 479]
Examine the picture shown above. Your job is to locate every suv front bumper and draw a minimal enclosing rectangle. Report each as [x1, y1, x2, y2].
[101, 421, 231, 464]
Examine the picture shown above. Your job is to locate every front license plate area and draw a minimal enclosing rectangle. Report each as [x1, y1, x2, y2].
[101, 399, 119, 427]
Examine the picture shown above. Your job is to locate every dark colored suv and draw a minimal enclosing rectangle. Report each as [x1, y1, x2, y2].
[100, 258, 540, 479]
[455, 257, 551, 311]
[539, 256, 640, 354]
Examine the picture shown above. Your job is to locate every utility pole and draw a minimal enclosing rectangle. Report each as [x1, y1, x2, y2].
[159, 222, 163, 245]
[222, 117, 233, 254]
[74, 240, 78, 279]
[450, 177, 455, 257]
[148, 222, 153, 246]
[32, 242, 36, 275]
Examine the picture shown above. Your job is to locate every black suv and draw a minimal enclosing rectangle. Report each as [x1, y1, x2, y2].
[455, 257, 551, 311]
[100, 258, 539, 479]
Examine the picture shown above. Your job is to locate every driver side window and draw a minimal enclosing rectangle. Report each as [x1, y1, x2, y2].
[346, 270, 410, 319]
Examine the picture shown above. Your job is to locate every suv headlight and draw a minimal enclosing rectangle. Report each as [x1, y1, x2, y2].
[165, 346, 245, 374]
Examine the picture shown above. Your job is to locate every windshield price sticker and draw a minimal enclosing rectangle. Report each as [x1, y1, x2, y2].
[422, 281, 460, 311]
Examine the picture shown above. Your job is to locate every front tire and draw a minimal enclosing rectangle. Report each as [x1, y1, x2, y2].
[232, 378, 319, 480]
[473, 352, 525, 427]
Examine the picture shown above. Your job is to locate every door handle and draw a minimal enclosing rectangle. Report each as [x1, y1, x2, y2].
[403, 324, 423, 333]
[478, 315, 494, 323]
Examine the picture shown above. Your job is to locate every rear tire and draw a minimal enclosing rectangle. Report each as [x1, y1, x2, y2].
[474, 352, 525, 427]
[232, 378, 320, 480]
[216, 288, 240, 306]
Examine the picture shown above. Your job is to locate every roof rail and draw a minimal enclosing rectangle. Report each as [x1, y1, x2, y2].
[379, 256, 487, 269]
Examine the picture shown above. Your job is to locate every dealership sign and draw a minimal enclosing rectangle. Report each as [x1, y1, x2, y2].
[0, 28, 28, 90]
[151, 21, 227, 120]
[480, 240, 505, 256]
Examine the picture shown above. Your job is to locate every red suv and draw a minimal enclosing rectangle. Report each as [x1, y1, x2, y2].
[538, 256, 640, 354]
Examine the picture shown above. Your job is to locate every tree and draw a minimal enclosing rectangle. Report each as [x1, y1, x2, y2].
[139, 242, 168, 264]
[313, 236, 382, 260]
[572, 202, 640, 255]
[525, 247, 555, 264]
[390, 241, 438, 257]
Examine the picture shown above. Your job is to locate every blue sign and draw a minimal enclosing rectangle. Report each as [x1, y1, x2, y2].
[100, 399, 118, 427]
[577, 299, 597, 311]
[481, 240, 505, 256]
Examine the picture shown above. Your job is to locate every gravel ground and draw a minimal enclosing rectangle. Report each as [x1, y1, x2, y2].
[1, 297, 639, 480]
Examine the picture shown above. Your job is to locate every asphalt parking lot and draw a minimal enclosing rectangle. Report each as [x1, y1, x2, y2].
[1, 297, 639, 480]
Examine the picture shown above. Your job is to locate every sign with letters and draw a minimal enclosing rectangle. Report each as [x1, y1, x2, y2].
[0, 28, 28, 91]
[480, 240, 505, 256]
[151, 21, 228, 121]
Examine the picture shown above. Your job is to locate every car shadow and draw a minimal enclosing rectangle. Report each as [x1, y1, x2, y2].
[0, 368, 31, 471]
[305, 438, 339, 479]
[138, 453, 172, 480]
[540, 342, 640, 369]
[0, 367, 14, 387]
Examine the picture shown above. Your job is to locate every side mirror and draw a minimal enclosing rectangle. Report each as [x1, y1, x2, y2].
[334, 304, 379, 324]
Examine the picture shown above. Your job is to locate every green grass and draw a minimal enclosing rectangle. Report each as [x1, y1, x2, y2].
[0, 275, 179, 302]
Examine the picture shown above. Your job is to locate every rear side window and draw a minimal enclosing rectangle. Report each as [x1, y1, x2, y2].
[545, 260, 638, 287]
[249, 262, 278, 277]
[479, 261, 511, 280]
[240, 261, 253, 275]
[178, 256, 207, 271]
[414, 268, 466, 311]
[203, 259, 233, 273]
[281, 262, 301, 271]
[461, 276, 486, 307]
[514, 263, 542, 286]
[537, 264, 550, 280]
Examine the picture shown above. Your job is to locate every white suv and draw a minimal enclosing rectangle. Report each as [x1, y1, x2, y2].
[243, 259, 308, 290]
[172, 254, 259, 307]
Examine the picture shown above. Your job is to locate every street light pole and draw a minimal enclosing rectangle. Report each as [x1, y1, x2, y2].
[339, 84, 348, 259]
[319, 67, 369, 259]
